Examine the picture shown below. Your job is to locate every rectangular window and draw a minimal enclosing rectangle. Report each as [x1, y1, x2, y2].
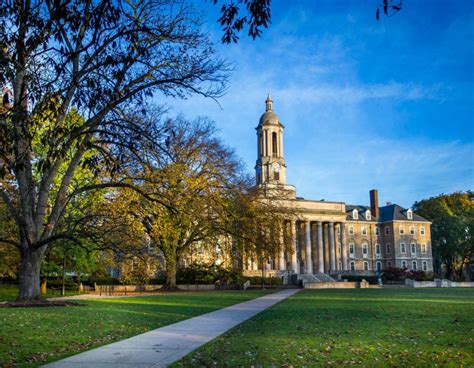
[375, 243, 381, 254]
[375, 227, 379, 236]
[338, 243, 342, 254]
[400, 242, 406, 254]
[274, 171, 279, 181]
[264, 130, 268, 156]
[410, 226, 415, 235]
[349, 226, 354, 235]
[361, 226, 367, 236]
[421, 244, 427, 254]
[385, 226, 390, 235]
[399, 226, 405, 235]
[349, 243, 355, 256]
[420, 227, 426, 236]
[272, 132, 278, 156]
[386, 243, 391, 254]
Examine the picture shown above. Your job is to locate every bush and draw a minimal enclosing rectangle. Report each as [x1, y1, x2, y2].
[382, 267, 409, 282]
[242, 276, 283, 286]
[341, 275, 378, 284]
[85, 276, 121, 286]
[407, 270, 435, 281]
[148, 275, 165, 285]
[177, 264, 243, 285]
[46, 279, 78, 291]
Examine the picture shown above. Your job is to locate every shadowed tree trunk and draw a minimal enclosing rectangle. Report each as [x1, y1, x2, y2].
[17, 246, 46, 301]
[163, 248, 179, 291]
[164, 264, 177, 290]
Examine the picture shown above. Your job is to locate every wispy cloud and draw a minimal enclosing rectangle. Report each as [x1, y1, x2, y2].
[290, 138, 473, 207]
[160, 1, 472, 207]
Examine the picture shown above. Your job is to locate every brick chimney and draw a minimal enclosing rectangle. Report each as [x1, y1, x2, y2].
[370, 189, 379, 219]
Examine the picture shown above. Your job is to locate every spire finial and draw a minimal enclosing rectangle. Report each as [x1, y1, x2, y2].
[265, 93, 273, 111]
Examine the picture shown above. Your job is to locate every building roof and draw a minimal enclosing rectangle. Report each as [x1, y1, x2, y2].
[346, 203, 429, 223]
[346, 205, 376, 222]
[378, 204, 429, 223]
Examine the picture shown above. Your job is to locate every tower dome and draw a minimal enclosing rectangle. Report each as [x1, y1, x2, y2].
[258, 94, 284, 127]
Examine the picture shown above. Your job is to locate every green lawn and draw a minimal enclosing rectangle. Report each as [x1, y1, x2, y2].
[0, 289, 271, 367]
[175, 288, 474, 367]
[0, 284, 81, 301]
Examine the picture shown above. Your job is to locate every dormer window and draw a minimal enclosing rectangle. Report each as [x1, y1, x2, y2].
[352, 209, 358, 220]
[365, 210, 371, 221]
[407, 209, 413, 220]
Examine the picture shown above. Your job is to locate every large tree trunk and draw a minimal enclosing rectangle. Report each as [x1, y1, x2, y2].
[17, 246, 45, 302]
[163, 249, 178, 291]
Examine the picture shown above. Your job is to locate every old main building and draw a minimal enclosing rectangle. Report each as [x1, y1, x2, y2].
[243, 96, 433, 281]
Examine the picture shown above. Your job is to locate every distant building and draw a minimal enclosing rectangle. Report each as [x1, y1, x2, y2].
[243, 96, 433, 279]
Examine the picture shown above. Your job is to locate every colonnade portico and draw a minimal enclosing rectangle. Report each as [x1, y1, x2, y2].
[278, 219, 347, 274]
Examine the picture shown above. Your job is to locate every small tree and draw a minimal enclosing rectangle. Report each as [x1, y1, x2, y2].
[413, 191, 473, 281]
[123, 117, 243, 290]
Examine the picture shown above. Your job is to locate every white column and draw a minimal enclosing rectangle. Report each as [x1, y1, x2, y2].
[305, 221, 313, 273]
[329, 222, 336, 273]
[279, 224, 286, 270]
[290, 220, 297, 273]
[324, 223, 330, 272]
[317, 221, 324, 273]
[340, 223, 347, 271]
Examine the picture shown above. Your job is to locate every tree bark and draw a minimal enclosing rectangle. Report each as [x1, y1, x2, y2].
[164, 251, 178, 291]
[17, 246, 45, 302]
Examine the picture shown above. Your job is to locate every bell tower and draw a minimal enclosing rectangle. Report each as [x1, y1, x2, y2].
[255, 95, 287, 186]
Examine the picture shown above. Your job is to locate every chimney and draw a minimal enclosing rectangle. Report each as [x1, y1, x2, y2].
[370, 189, 379, 219]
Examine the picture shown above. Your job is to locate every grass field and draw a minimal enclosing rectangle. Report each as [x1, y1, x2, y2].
[0, 284, 81, 301]
[0, 289, 271, 367]
[175, 288, 474, 367]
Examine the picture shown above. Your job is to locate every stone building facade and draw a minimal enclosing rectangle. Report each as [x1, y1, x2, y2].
[243, 96, 433, 279]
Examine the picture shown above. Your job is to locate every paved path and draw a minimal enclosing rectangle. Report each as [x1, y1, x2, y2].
[44, 288, 300, 368]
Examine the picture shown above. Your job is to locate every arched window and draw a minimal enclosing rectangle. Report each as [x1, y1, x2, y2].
[350, 261, 355, 271]
[272, 132, 278, 156]
[365, 210, 371, 220]
[422, 261, 427, 271]
[376, 261, 382, 271]
[407, 209, 413, 220]
[352, 209, 358, 220]
[363, 261, 369, 271]
[412, 261, 417, 271]
[401, 260, 407, 269]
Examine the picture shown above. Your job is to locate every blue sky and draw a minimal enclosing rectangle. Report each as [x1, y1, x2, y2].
[161, 0, 474, 208]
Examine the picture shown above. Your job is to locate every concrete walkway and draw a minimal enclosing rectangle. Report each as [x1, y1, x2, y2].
[44, 288, 300, 368]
